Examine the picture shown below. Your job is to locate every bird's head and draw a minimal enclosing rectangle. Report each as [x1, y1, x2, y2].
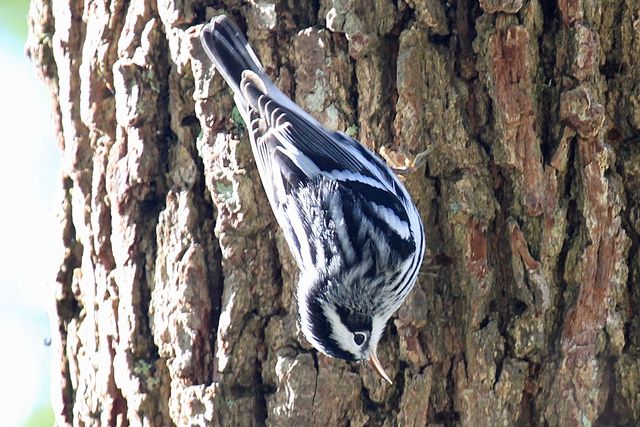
[297, 273, 394, 384]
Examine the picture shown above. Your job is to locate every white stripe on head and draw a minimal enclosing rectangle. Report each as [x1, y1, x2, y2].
[321, 302, 365, 360]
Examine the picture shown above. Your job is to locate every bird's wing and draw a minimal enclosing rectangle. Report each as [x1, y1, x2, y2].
[240, 73, 408, 203]
[240, 74, 416, 269]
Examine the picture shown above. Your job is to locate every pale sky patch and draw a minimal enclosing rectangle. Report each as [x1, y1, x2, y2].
[0, 29, 59, 426]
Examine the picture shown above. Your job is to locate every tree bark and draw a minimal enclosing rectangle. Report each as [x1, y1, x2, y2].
[27, 0, 640, 425]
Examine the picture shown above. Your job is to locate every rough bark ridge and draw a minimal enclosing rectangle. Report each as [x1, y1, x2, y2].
[27, 0, 640, 425]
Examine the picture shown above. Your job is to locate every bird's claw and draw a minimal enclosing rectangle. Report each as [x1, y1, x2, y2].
[379, 145, 433, 177]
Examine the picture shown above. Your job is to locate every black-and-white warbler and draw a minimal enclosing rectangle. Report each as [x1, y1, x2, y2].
[200, 16, 425, 384]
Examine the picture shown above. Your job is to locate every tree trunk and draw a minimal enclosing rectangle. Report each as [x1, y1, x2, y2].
[27, 0, 640, 425]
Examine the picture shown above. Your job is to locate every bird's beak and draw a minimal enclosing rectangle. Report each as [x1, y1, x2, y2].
[368, 351, 393, 384]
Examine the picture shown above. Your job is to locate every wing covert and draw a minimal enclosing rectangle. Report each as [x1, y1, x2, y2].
[240, 75, 406, 203]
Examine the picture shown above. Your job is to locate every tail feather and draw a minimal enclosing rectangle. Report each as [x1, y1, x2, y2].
[200, 16, 265, 95]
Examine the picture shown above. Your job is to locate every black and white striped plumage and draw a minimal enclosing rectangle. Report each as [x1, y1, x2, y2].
[201, 16, 424, 383]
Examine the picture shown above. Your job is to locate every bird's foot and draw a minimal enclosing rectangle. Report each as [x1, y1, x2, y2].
[379, 145, 433, 176]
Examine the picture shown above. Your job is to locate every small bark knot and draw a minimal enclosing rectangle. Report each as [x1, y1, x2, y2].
[560, 85, 605, 139]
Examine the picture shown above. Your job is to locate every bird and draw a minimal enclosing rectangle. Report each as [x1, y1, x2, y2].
[200, 16, 425, 384]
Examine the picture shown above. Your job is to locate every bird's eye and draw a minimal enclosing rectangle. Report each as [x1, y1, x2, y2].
[353, 332, 366, 346]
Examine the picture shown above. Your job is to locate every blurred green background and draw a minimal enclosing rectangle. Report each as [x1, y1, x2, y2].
[1, 0, 30, 40]
[0, 0, 57, 426]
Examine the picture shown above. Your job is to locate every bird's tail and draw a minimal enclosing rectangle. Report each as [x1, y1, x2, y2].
[200, 16, 266, 96]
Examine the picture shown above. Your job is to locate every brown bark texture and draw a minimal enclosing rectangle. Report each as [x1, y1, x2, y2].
[27, 0, 640, 425]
